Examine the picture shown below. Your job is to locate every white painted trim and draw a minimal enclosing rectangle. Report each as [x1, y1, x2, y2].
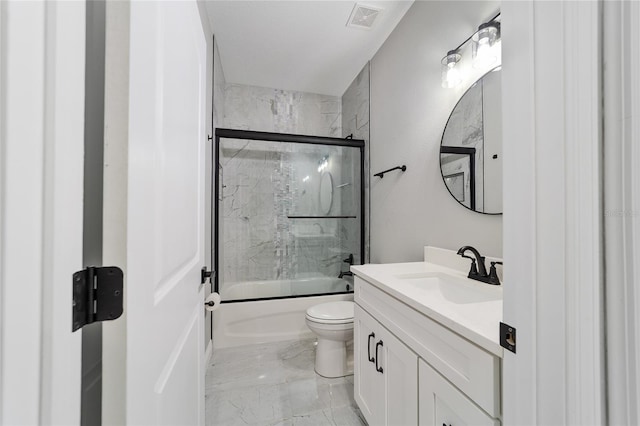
[40, 2, 86, 424]
[501, 2, 537, 423]
[561, 2, 605, 422]
[205, 339, 213, 366]
[0, 2, 85, 424]
[503, 1, 604, 424]
[102, 2, 130, 425]
[603, 1, 640, 424]
[0, 3, 47, 422]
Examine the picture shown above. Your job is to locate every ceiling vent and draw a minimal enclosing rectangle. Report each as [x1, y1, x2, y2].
[347, 3, 382, 30]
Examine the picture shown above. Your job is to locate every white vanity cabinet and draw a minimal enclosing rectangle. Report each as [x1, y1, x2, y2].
[354, 304, 418, 426]
[353, 274, 502, 426]
[419, 359, 499, 426]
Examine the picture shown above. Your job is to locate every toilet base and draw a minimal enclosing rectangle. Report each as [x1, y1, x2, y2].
[314, 338, 353, 378]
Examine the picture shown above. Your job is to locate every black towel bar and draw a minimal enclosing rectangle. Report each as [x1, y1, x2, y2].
[374, 165, 407, 178]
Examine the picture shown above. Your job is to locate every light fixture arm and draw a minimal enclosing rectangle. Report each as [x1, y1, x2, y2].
[450, 12, 501, 53]
[440, 12, 501, 88]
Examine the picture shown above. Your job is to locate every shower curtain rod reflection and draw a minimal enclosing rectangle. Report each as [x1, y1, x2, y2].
[213, 128, 366, 299]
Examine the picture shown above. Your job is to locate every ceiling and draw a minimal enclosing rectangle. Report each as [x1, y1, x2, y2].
[205, 1, 414, 97]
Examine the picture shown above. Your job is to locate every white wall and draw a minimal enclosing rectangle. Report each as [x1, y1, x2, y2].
[370, 1, 501, 263]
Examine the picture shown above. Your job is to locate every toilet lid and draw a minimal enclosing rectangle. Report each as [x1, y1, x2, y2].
[306, 301, 354, 322]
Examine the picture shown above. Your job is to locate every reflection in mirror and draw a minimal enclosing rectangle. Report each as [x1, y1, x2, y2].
[440, 66, 502, 215]
[319, 172, 334, 215]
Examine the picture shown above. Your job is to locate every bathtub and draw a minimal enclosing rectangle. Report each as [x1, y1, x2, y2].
[213, 276, 353, 349]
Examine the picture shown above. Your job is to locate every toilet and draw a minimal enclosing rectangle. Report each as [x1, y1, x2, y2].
[305, 301, 354, 378]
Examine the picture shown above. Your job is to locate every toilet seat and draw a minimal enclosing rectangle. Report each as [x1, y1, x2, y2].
[306, 301, 354, 324]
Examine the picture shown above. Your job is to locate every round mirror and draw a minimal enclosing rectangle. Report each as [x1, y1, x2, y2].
[440, 66, 502, 215]
[319, 172, 333, 215]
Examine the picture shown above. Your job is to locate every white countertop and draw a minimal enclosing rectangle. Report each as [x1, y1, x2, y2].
[351, 261, 503, 357]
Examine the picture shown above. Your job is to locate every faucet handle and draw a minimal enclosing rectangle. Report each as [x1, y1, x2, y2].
[343, 254, 354, 265]
[460, 255, 478, 277]
[488, 261, 502, 285]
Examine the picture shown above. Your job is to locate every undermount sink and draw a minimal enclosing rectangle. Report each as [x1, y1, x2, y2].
[394, 271, 501, 304]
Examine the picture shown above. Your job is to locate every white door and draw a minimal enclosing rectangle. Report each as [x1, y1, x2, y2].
[0, 1, 86, 424]
[102, 1, 208, 424]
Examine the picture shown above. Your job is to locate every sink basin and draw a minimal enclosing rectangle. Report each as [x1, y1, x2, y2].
[394, 272, 501, 304]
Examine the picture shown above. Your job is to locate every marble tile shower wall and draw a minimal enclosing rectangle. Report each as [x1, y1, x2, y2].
[220, 140, 360, 285]
[224, 84, 341, 136]
[342, 63, 370, 263]
[220, 84, 362, 288]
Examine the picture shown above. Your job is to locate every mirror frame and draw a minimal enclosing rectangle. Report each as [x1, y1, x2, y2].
[439, 66, 502, 216]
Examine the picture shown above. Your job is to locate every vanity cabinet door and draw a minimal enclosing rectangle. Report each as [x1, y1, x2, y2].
[354, 304, 385, 424]
[355, 304, 418, 425]
[379, 320, 418, 426]
[419, 359, 499, 426]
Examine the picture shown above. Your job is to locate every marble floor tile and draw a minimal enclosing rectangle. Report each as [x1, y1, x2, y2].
[206, 338, 365, 426]
[291, 405, 366, 426]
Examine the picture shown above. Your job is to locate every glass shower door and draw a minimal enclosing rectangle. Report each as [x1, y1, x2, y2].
[215, 131, 363, 302]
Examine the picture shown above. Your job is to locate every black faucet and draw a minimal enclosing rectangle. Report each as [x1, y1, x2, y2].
[338, 254, 354, 279]
[338, 270, 353, 279]
[456, 246, 501, 285]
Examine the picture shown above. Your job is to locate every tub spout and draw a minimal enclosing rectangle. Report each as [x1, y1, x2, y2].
[338, 271, 353, 279]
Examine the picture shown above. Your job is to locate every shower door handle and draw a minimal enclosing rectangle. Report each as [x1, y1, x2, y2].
[367, 332, 375, 363]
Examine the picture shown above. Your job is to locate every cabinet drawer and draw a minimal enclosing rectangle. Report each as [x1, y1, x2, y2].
[419, 359, 499, 426]
[355, 276, 500, 417]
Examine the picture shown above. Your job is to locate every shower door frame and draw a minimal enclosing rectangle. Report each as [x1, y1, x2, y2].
[213, 128, 366, 303]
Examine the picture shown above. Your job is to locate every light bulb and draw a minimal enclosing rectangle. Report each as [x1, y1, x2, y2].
[441, 50, 462, 88]
[472, 22, 499, 69]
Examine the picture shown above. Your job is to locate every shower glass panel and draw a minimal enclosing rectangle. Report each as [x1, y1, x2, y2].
[215, 130, 364, 302]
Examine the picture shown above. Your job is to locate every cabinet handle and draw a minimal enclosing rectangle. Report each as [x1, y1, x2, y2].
[367, 333, 375, 363]
[375, 340, 384, 373]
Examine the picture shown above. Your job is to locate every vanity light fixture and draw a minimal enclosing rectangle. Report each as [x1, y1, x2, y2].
[472, 21, 500, 69]
[441, 50, 462, 88]
[441, 12, 501, 88]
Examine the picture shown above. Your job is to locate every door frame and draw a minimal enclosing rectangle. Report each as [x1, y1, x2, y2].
[603, 1, 640, 424]
[502, 1, 605, 424]
[0, 1, 86, 424]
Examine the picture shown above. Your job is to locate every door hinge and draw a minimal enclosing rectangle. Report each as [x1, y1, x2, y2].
[72, 266, 124, 332]
[500, 322, 516, 353]
[201, 266, 215, 284]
